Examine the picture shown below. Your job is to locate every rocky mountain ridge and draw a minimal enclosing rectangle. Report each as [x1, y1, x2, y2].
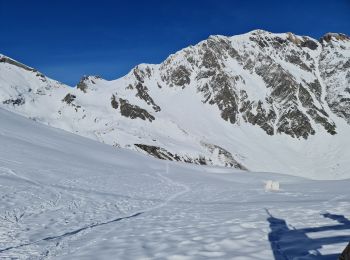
[1, 30, 349, 178]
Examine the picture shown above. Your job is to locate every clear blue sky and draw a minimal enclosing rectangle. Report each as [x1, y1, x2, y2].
[1, 0, 349, 86]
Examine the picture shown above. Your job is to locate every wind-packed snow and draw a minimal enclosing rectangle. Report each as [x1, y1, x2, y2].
[0, 108, 349, 259]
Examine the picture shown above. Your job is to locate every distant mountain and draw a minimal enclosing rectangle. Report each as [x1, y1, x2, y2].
[1, 30, 350, 178]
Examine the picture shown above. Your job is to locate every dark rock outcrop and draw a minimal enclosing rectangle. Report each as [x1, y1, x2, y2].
[62, 93, 76, 104]
[111, 94, 119, 109]
[119, 99, 155, 122]
[3, 96, 25, 106]
[135, 83, 161, 112]
[77, 76, 89, 93]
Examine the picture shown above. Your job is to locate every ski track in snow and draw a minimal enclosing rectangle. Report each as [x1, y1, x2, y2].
[0, 168, 190, 256]
[0, 109, 350, 259]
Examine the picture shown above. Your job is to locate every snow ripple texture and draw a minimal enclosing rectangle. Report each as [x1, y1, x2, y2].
[0, 109, 349, 259]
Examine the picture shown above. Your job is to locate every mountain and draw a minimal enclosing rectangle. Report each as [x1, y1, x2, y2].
[1, 30, 350, 179]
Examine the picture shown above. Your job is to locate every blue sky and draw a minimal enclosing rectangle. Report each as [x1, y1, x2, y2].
[0, 0, 349, 86]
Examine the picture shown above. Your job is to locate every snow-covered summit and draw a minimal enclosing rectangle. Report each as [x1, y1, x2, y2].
[1, 30, 350, 178]
[320, 32, 350, 43]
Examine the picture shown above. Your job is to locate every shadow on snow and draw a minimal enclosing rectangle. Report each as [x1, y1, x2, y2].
[266, 209, 350, 259]
[0, 212, 143, 253]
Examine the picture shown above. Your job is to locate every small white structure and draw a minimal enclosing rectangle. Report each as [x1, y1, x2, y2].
[265, 180, 280, 191]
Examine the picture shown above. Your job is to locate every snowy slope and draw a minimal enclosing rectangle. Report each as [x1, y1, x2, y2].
[0, 108, 350, 259]
[1, 30, 350, 179]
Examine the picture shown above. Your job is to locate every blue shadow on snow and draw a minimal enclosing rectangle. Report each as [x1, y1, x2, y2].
[266, 209, 350, 260]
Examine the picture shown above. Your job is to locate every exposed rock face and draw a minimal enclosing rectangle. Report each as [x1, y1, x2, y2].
[319, 33, 350, 124]
[62, 93, 76, 104]
[242, 100, 276, 136]
[1, 56, 36, 73]
[201, 142, 247, 169]
[77, 77, 89, 93]
[170, 65, 191, 87]
[62, 93, 81, 112]
[0, 56, 46, 81]
[207, 73, 239, 124]
[76, 75, 102, 93]
[155, 30, 343, 139]
[3, 96, 25, 106]
[126, 30, 349, 162]
[119, 98, 155, 122]
[111, 94, 119, 109]
[134, 138, 248, 170]
[320, 33, 350, 44]
[134, 143, 243, 168]
[134, 83, 161, 112]
[134, 144, 182, 161]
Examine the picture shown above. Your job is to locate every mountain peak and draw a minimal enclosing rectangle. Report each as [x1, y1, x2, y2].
[245, 29, 272, 35]
[320, 33, 350, 43]
[0, 54, 38, 73]
[76, 75, 105, 92]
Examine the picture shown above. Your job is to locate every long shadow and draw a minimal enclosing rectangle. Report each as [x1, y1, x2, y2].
[266, 209, 350, 259]
[0, 212, 143, 253]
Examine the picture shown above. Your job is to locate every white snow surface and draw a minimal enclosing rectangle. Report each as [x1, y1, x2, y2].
[0, 108, 349, 259]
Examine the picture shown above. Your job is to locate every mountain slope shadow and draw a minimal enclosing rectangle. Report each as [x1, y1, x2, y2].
[266, 209, 350, 259]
